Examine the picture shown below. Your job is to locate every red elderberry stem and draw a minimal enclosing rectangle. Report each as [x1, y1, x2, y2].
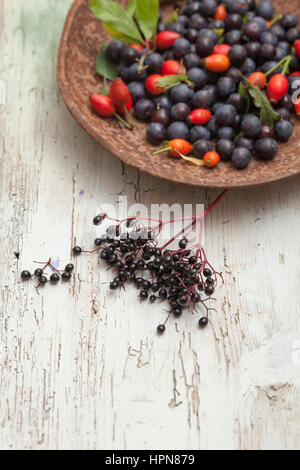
[204, 189, 229, 217]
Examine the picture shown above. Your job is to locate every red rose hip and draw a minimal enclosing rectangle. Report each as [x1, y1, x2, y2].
[213, 44, 231, 56]
[156, 31, 181, 50]
[267, 74, 289, 103]
[161, 60, 180, 76]
[295, 40, 300, 60]
[109, 78, 131, 106]
[188, 109, 212, 125]
[145, 74, 164, 95]
[90, 94, 116, 117]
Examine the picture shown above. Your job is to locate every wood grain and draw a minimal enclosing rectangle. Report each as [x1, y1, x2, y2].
[1, 0, 300, 450]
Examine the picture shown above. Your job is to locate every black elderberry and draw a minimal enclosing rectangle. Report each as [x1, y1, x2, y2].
[65, 264, 74, 273]
[176, 262, 185, 272]
[61, 272, 71, 281]
[150, 295, 156, 304]
[129, 263, 137, 272]
[178, 296, 188, 307]
[199, 317, 209, 328]
[73, 246, 82, 255]
[153, 257, 162, 268]
[159, 288, 168, 298]
[140, 290, 148, 300]
[108, 254, 117, 265]
[180, 288, 189, 296]
[203, 268, 212, 277]
[40, 275, 48, 284]
[21, 270, 31, 280]
[136, 260, 145, 270]
[95, 238, 102, 247]
[189, 256, 197, 265]
[110, 281, 119, 290]
[168, 299, 177, 309]
[157, 324, 166, 334]
[34, 268, 43, 277]
[173, 307, 182, 317]
[163, 256, 172, 265]
[179, 239, 187, 249]
[93, 215, 104, 226]
[205, 285, 215, 296]
[172, 253, 180, 262]
[142, 280, 152, 290]
[135, 277, 143, 287]
[164, 266, 173, 275]
[100, 249, 108, 260]
[206, 277, 214, 285]
[50, 273, 60, 283]
[151, 283, 159, 292]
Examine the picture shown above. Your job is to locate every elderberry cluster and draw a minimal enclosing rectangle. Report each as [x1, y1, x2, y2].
[72, 216, 220, 334]
[21, 262, 74, 290]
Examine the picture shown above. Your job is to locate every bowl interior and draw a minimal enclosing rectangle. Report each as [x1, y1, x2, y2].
[57, 0, 300, 188]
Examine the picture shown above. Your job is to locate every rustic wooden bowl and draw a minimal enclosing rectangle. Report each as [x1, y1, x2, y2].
[57, 0, 300, 188]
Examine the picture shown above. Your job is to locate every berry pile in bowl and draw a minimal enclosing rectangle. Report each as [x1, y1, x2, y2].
[58, 0, 300, 188]
[88, 0, 300, 171]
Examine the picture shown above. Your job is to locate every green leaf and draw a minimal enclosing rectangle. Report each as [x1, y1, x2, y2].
[136, 0, 159, 40]
[157, 74, 193, 91]
[248, 86, 279, 127]
[127, 0, 136, 16]
[238, 81, 251, 114]
[103, 22, 138, 43]
[95, 42, 118, 80]
[89, 0, 142, 43]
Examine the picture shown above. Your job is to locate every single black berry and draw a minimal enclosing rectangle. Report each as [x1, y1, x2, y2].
[65, 264, 74, 273]
[110, 281, 119, 290]
[140, 290, 148, 300]
[199, 317, 209, 328]
[157, 324, 166, 334]
[61, 272, 71, 281]
[21, 270, 31, 280]
[50, 273, 60, 283]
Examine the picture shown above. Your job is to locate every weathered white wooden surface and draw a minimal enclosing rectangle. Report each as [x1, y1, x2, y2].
[1, 0, 300, 451]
